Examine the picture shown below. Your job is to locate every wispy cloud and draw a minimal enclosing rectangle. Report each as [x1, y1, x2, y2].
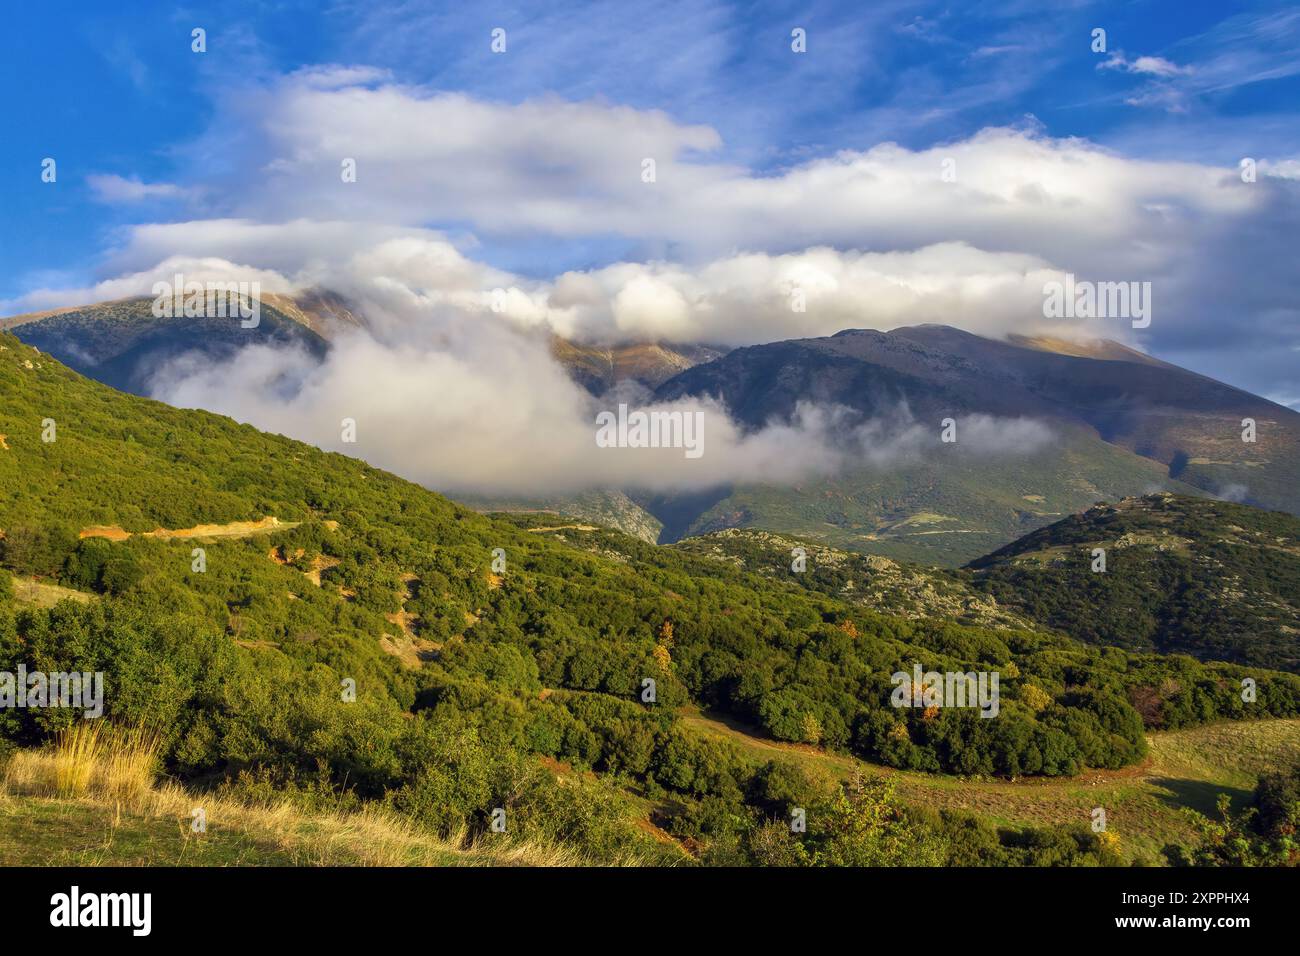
[1098, 54, 1192, 78]
[87, 174, 193, 204]
[1095, 8, 1300, 113]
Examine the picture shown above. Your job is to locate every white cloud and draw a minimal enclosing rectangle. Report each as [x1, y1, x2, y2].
[1259, 159, 1300, 180]
[10, 255, 296, 314]
[545, 243, 1100, 347]
[7, 78, 1299, 411]
[14, 226, 1127, 349]
[87, 174, 192, 204]
[1099, 54, 1192, 78]
[174, 72, 1260, 274]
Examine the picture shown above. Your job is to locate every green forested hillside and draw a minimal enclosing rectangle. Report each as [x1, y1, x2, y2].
[2, 333, 1298, 866]
[653, 436, 1203, 566]
[965, 494, 1300, 674]
[669, 526, 1032, 628]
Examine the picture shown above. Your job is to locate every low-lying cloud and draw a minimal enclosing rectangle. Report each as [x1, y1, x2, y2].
[146, 308, 1054, 499]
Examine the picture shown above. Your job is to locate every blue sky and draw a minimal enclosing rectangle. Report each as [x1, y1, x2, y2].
[3, 0, 1300, 402]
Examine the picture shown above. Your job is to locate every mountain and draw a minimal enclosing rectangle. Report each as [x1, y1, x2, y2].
[5, 330, 1296, 867]
[258, 289, 366, 338]
[888, 327, 1300, 515]
[648, 325, 1300, 564]
[964, 493, 1300, 673]
[7, 294, 1298, 567]
[1, 294, 332, 396]
[647, 441, 1200, 566]
[550, 336, 728, 393]
[4, 294, 717, 398]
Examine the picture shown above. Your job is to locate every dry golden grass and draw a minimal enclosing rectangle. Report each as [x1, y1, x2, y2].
[1, 729, 605, 867]
[9, 575, 95, 608]
[3, 723, 160, 800]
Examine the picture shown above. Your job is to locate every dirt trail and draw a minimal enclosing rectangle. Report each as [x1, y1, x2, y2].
[80, 517, 297, 541]
[78, 526, 131, 541]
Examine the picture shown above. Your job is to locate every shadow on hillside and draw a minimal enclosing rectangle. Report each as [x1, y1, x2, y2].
[636, 487, 735, 544]
[1148, 776, 1251, 816]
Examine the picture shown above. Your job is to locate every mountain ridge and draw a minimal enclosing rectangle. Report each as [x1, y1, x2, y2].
[7, 294, 1297, 564]
[643, 324, 1300, 562]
